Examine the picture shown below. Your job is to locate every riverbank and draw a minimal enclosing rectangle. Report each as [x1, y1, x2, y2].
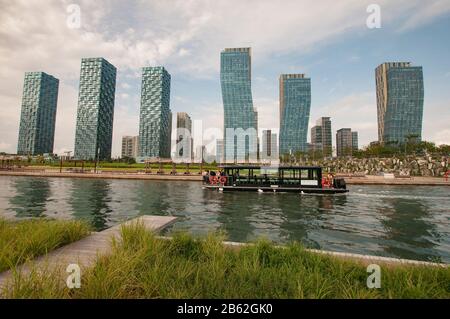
[2, 221, 449, 299]
[0, 169, 449, 185]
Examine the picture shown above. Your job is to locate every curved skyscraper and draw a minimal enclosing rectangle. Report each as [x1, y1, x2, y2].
[279, 74, 311, 156]
[375, 62, 424, 144]
[220, 48, 258, 163]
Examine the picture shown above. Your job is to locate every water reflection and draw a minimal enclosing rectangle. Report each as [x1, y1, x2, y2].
[1, 176, 449, 262]
[214, 192, 257, 242]
[134, 181, 171, 216]
[379, 198, 439, 261]
[9, 178, 51, 218]
[69, 179, 112, 230]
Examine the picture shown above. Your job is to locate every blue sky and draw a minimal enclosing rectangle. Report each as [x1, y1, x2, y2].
[1, 0, 449, 157]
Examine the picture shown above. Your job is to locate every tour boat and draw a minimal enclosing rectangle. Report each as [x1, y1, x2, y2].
[203, 165, 348, 194]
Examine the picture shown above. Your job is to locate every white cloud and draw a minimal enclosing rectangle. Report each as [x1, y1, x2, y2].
[1, 0, 449, 156]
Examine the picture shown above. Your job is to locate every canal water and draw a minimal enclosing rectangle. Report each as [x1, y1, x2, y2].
[0, 175, 449, 263]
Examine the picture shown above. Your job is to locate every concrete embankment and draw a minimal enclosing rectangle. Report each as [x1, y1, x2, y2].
[0, 170, 203, 181]
[0, 170, 449, 185]
[342, 175, 449, 186]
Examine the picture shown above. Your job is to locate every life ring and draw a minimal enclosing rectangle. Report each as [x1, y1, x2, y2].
[322, 177, 331, 188]
[219, 176, 227, 185]
[209, 175, 218, 184]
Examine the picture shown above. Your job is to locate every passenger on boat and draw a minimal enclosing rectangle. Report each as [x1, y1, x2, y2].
[203, 170, 210, 183]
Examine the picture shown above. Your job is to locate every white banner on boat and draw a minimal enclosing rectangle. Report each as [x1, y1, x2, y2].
[301, 180, 318, 186]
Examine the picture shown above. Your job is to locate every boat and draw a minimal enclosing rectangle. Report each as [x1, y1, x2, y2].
[203, 165, 348, 194]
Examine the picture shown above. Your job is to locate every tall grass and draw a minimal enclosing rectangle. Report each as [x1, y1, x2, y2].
[0, 218, 91, 273]
[3, 222, 450, 298]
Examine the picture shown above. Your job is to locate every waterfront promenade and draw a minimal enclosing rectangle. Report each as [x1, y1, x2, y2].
[0, 169, 448, 185]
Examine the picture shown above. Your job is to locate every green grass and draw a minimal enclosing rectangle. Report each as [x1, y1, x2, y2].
[0, 218, 91, 273]
[3, 222, 449, 298]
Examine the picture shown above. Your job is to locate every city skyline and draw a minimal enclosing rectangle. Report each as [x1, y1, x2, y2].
[1, 1, 450, 157]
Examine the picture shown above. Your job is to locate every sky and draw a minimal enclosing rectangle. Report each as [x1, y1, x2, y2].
[1, 0, 449, 157]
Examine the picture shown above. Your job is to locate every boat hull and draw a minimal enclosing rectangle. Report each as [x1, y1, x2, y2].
[204, 185, 348, 194]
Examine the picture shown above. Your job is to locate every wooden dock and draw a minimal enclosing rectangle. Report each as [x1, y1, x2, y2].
[0, 215, 177, 291]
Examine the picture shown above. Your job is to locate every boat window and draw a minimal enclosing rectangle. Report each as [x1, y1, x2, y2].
[301, 170, 309, 179]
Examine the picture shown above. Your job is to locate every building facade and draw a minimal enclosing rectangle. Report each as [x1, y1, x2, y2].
[176, 112, 193, 161]
[220, 47, 258, 163]
[74, 58, 117, 160]
[375, 62, 424, 144]
[261, 130, 278, 161]
[279, 74, 311, 155]
[336, 128, 352, 157]
[216, 139, 224, 164]
[17, 72, 59, 155]
[352, 131, 358, 151]
[336, 129, 358, 157]
[121, 136, 139, 159]
[310, 125, 323, 154]
[310, 117, 332, 156]
[139, 66, 172, 159]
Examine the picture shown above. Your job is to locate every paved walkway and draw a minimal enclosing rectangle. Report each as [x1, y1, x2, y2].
[0, 215, 177, 291]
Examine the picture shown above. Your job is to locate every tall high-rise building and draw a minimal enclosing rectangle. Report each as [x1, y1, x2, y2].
[261, 130, 278, 160]
[196, 145, 206, 163]
[279, 74, 311, 155]
[121, 136, 139, 159]
[311, 117, 332, 156]
[336, 128, 353, 157]
[220, 47, 258, 163]
[310, 125, 322, 151]
[17, 72, 59, 155]
[375, 62, 424, 144]
[352, 131, 358, 151]
[216, 139, 224, 164]
[74, 58, 117, 160]
[176, 112, 193, 161]
[139, 66, 172, 159]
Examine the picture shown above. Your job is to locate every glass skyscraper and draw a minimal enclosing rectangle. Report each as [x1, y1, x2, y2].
[17, 72, 59, 155]
[375, 62, 424, 144]
[311, 117, 332, 157]
[176, 112, 192, 161]
[139, 66, 172, 159]
[74, 58, 117, 160]
[279, 74, 311, 155]
[261, 130, 278, 161]
[220, 48, 258, 163]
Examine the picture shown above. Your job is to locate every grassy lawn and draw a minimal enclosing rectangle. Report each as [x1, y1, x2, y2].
[4, 222, 449, 298]
[0, 218, 91, 273]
